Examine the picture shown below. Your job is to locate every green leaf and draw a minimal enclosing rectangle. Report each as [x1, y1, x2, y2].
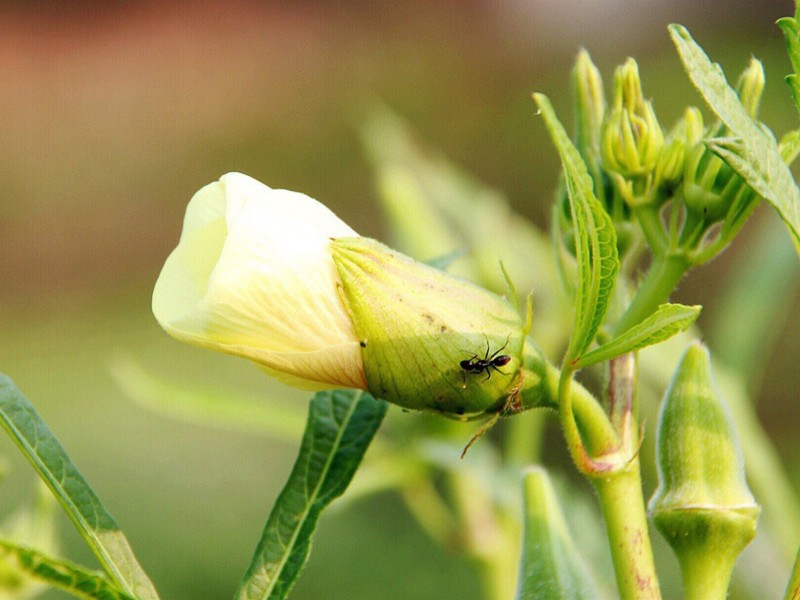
[0, 375, 159, 600]
[669, 23, 800, 255]
[0, 539, 136, 600]
[515, 467, 598, 600]
[533, 93, 620, 361]
[236, 390, 387, 600]
[110, 355, 307, 441]
[710, 215, 800, 383]
[574, 304, 701, 369]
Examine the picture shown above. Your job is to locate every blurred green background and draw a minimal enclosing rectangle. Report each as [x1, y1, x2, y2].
[1, 1, 799, 598]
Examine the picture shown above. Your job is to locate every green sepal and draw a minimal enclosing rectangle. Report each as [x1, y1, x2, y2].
[331, 237, 529, 417]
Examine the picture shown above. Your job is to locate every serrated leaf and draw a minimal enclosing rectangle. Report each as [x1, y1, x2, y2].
[533, 94, 620, 361]
[0, 539, 135, 600]
[236, 390, 387, 600]
[670, 24, 800, 255]
[0, 375, 159, 600]
[515, 467, 598, 600]
[574, 304, 701, 369]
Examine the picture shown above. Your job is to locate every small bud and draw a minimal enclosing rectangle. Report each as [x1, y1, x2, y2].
[649, 342, 759, 599]
[600, 58, 664, 181]
[332, 237, 544, 417]
[572, 49, 606, 164]
[652, 107, 703, 197]
[682, 142, 745, 222]
[735, 58, 765, 119]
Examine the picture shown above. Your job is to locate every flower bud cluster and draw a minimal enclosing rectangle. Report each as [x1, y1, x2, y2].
[567, 52, 764, 261]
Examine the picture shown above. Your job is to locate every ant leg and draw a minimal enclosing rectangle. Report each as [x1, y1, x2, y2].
[489, 335, 511, 360]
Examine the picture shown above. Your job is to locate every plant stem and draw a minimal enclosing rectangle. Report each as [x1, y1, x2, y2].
[678, 545, 737, 600]
[592, 458, 661, 599]
[614, 253, 690, 335]
[542, 363, 619, 455]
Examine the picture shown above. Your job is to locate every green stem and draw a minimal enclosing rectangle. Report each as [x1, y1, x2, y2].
[592, 459, 662, 599]
[633, 205, 668, 254]
[614, 253, 690, 335]
[542, 363, 619, 455]
[678, 546, 736, 600]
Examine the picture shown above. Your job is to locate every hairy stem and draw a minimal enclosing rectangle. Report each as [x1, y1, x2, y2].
[593, 459, 662, 599]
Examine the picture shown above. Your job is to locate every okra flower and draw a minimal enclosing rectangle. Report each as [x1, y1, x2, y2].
[153, 173, 548, 417]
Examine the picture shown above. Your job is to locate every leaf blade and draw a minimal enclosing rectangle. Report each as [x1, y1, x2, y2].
[574, 304, 701, 369]
[533, 93, 620, 361]
[0, 374, 159, 600]
[0, 538, 137, 600]
[669, 23, 800, 254]
[236, 389, 387, 600]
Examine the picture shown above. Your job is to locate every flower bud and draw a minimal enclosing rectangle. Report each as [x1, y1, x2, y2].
[331, 237, 537, 417]
[153, 173, 549, 418]
[649, 342, 759, 598]
[682, 141, 748, 222]
[600, 58, 664, 182]
[735, 58, 765, 119]
[572, 49, 606, 165]
[654, 107, 702, 190]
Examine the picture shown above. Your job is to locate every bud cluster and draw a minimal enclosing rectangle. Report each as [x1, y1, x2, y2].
[567, 52, 764, 263]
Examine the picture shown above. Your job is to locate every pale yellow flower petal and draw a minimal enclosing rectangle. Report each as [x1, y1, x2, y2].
[153, 172, 366, 390]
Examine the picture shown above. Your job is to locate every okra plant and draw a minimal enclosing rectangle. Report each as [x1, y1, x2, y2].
[1, 7, 800, 600]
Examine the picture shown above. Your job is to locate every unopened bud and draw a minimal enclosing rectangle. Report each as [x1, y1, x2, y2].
[649, 342, 759, 598]
[682, 142, 749, 222]
[600, 58, 664, 181]
[572, 49, 606, 165]
[735, 58, 765, 119]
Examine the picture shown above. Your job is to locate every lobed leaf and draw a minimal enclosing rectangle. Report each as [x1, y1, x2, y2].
[533, 94, 620, 362]
[573, 304, 701, 369]
[236, 390, 387, 600]
[0, 375, 159, 600]
[670, 24, 800, 255]
[0, 539, 136, 600]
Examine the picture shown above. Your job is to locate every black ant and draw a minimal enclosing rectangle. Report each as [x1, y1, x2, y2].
[460, 337, 511, 381]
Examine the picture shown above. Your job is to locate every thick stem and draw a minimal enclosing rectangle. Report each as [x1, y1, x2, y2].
[678, 549, 735, 600]
[542, 363, 619, 455]
[592, 459, 661, 599]
[614, 253, 690, 336]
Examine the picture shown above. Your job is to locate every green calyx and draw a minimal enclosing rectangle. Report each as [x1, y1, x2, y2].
[330, 237, 548, 418]
[649, 342, 759, 599]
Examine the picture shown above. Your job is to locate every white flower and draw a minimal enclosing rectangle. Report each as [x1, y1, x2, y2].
[152, 172, 367, 390]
